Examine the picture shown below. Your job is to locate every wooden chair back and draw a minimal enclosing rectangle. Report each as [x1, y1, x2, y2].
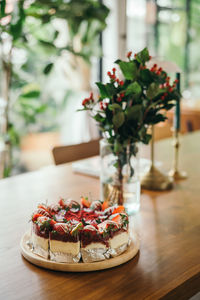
[52, 139, 100, 165]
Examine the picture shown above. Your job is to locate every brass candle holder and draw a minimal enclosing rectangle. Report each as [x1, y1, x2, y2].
[141, 126, 173, 191]
[168, 129, 187, 180]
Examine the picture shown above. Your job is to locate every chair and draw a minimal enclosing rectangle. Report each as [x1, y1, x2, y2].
[167, 109, 200, 134]
[52, 139, 101, 165]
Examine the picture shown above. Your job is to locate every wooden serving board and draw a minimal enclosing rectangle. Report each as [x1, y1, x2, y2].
[20, 232, 140, 272]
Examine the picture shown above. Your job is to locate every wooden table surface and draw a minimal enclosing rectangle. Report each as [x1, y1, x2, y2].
[0, 132, 200, 300]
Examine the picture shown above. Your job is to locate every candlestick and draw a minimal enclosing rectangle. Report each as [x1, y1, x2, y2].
[168, 129, 187, 180]
[141, 126, 173, 191]
[169, 73, 187, 180]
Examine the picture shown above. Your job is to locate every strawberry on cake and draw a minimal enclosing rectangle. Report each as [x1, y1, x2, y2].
[30, 197, 130, 263]
[50, 222, 83, 263]
[31, 215, 52, 259]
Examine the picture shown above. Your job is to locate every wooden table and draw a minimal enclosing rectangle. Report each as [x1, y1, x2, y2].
[0, 132, 200, 300]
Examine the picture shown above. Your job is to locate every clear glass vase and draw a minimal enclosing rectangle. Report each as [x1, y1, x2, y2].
[100, 139, 140, 215]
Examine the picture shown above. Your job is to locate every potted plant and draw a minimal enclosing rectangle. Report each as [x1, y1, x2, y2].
[79, 48, 180, 213]
[0, 0, 109, 177]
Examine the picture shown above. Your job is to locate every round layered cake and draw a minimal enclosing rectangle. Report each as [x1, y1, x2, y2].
[30, 197, 130, 263]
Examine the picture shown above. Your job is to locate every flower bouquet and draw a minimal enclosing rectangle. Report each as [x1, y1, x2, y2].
[79, 48, 180, 208]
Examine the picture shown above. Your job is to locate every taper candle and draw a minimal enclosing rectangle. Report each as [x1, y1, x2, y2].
[174, 73, 180, 130]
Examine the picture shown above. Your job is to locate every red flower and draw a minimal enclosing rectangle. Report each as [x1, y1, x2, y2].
[119, 80, 124, 86]
[82, 98, 89, 106]
[100, 101, 104, 110]
[107, 71, 111, 77]
[127, 51, 132, 58]
[120, 93, 125, 98]
[112, 68, 116, 73]
[174, 79, 179, 83]
[117, 96, 122, 102]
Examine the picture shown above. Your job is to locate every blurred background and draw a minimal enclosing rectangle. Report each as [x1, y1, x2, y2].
[0, 0, 200, 177]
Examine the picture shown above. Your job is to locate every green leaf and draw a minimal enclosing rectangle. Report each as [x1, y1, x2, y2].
[112, 112, 125, 128]
[114, 59, 121, 64]
[105, 83, 116, 96]
[136, 47, 150, 64]
[43, 63, 53, 74]
[108, 104, 122, 111]
[38, 39, 56, 49]
[146, 113, 166, 125]
[140, 69, 153, 84]
[21, 90, 40, 98]
[96, 82, 109, 98]
[146, 83, 160, 99]
[10, 1, 25, 41]
[3, 166, 11, 178]
[118, 61, 137, 80]
[94, 113, 104, 122]
[114, 140, 123, 153]
[125, 81, 141, 96]
[0, 0, 6, 17]
[36, 104, 47, 113]
[126, 105, 142, 122]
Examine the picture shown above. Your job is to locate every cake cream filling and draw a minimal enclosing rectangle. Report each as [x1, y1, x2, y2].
[32, 232, 49, 259]
[109, 232, 129, 249]
[50, 240, 80, 256]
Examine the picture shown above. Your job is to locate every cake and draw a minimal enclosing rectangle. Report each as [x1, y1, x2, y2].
[30, 197, 130, 263]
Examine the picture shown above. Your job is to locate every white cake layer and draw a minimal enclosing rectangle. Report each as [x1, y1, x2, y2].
[84, 242, 107, 250]
[32, 232, 48, 251]
[109, 232, 129, 249]
[50, 240, 80, 256]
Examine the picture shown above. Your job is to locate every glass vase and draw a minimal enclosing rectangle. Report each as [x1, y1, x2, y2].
[100, 139, 140, 215]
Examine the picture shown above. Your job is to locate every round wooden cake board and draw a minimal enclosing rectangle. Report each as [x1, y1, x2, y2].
[20, 232, 140, 272]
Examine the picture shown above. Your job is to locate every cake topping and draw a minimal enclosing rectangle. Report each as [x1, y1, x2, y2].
[81, 197, 91, 208]
[53, 223, 71, 234]
[70, 222, 83, 236]
[32, 213, 43, 222]
[31, 197, 130, 262]
[102, 201, 109, 211]
[90, 200, 102, 211]
[112, 205, 125, 215]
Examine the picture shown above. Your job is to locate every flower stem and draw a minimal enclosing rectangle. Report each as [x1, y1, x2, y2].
[117, 158, 124, 205]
